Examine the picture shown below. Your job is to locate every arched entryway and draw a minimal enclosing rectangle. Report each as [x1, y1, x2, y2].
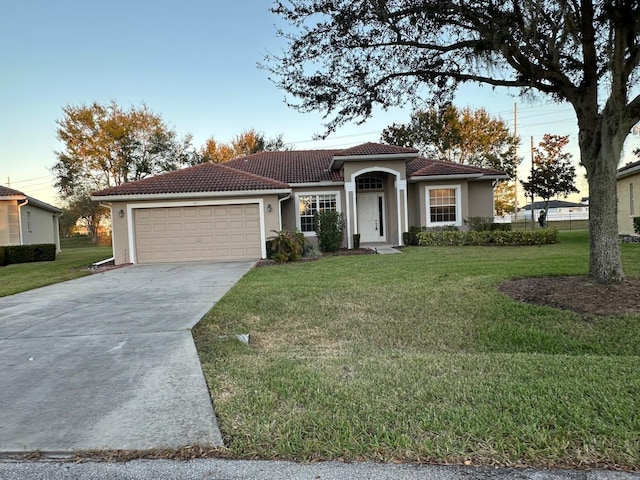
[345, 166, 408, 248]
[356, 175, 386, 243]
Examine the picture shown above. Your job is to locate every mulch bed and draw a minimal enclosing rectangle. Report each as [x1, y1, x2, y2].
[499, 276, 640, 317]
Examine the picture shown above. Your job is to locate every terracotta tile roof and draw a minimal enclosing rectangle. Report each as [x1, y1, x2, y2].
[334, 142, 419, 157]
[93, 143, 508, 198]
[0, 186, 26, 197]
[407, 157, 507, 177]
[92, 162, 289, 197]
[226, 150, 343, 183]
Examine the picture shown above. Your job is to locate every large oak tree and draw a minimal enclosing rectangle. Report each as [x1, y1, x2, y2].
[267, 0, 640, 283]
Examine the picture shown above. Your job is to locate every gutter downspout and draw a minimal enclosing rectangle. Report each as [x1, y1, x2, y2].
[278, 194, 291, 231]
[17, 198, 28, 245]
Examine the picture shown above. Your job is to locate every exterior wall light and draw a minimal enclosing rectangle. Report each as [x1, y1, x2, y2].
[267, 204, 272, 213]
[118, 209, 125, 218]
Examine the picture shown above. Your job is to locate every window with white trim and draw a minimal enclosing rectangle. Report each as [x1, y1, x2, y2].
[297, 193, 339, 233]
[426, 186, 461, 227]
[631, 183, 635, 216]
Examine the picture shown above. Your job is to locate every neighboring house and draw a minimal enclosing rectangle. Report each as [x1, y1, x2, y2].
[0, 186, 62, 252]
[519, 200, 589, 221]
[617, 160, 640, 235]
[92, 142, 507, 265]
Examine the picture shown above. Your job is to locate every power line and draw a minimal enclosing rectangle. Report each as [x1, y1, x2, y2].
[6, 175, 53, 184]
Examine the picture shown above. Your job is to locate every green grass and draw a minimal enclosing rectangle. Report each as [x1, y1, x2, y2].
[0, 236, 112, 297]
[194, 231, 640, 469]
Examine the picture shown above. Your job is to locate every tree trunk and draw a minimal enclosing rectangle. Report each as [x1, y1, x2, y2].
[582, 138, 625, 284]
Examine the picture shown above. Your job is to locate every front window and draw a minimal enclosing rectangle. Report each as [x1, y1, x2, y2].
[426, 186, 461, 226]
[298, 193, 338, 232]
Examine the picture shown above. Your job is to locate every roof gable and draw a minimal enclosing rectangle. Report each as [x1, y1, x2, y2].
[0, 186, 26, 197]
[334, 142, 419, 157]
[407, 157, 507, 178]
[93, 162, 289, 197]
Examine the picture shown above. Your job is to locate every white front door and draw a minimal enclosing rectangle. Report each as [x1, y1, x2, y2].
[357, 193, 386, 243]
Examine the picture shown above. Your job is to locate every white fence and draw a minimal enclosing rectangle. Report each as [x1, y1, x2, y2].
[495, 211, 589, 223]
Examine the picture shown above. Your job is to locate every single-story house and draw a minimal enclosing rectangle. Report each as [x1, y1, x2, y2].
[519, 200, 589, 221]
[0, 186, 62, 252]
[91, 142, 508, 265]
[617, 160, 640, 235]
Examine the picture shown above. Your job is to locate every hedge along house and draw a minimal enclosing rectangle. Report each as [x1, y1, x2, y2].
[92, 142, 507, 265]
[0, 186, 63, 252]
[617, 159, 640, 235]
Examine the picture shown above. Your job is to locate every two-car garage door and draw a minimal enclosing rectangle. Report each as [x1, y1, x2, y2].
[134, 204, 261, 263]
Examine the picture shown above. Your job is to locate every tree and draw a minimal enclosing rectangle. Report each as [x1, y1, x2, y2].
[200, 137, 236, 163]
[64, 188, 110, 242]
[381, 105, 519, 177]
[267, 1, 640, 283]
[197, 129, 290, 164]
[53, 101, 198, 196]
[521, 134, 579, 224]
[494, 181, 517, 217]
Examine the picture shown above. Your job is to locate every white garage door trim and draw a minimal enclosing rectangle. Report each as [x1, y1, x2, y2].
[126, 198, 266, 264]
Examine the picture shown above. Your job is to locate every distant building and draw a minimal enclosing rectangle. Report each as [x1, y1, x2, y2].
[0, 186, 62, 251]
[617, 160, 640, 235]
[519, 200, 589, 221]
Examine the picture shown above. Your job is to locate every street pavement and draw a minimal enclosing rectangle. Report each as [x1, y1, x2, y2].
[0, 458, 638, 480]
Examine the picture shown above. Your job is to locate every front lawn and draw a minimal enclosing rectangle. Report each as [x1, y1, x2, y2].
[0, 236, 112, 297]
[194, 231, 640, 469]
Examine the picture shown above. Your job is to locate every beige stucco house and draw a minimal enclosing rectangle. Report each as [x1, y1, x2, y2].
[0, 186, 62, 251]
[92, 143, 507, 265]
[617, 160, 640, 235]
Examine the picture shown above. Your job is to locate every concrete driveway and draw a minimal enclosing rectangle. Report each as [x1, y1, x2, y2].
[0, 261, 254, 453]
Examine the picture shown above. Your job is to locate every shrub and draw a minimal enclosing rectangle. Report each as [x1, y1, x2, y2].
[417, 228, 558, 246]
[464, 216, 493, 231]
[352, 233, 361, 249]
[634, 217, 640, 235]
[314, 210, 345, 252]
[303, 245, 323, 259]
[404, 225, 425, 246]
[268, 230, 305, 263]
[0, 243, 56, 266]
[464, 217, 512, 232]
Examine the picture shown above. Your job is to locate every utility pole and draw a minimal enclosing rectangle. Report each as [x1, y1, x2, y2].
[6, 177, 10, 187]
[530, 136, 535, 230]
[513, 104, 518, 224]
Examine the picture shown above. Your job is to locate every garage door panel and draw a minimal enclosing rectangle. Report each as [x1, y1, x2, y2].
[135, 204, 261, 263]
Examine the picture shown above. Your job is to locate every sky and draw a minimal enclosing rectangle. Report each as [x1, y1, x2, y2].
[2, 0, 639, 207]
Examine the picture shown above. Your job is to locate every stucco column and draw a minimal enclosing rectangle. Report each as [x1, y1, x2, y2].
[344, 182, 356, 248]
[396, 179, 408, 245]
